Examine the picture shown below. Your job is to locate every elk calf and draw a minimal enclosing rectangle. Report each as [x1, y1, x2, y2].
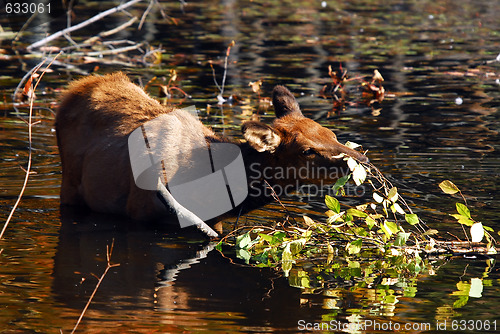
[56, 72, 367, 232]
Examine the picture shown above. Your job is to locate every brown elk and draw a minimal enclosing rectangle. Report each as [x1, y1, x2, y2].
[56, 72, 367, 235]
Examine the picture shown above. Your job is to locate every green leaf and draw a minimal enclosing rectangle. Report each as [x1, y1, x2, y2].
[450, 214, 474, 226]
[454, 281, 470, 295]
[381, 224, 392, 239]
[381, 220, 399, 238]
[259, 233, 272, 243]
[281, 260, 293, 277]
[332, 174, 351, 195]
[403, 285, 418, 298]
[483, 225, 494, 232]
[439, 180, 460, 194]
[365, 216, 377, 229]
[390, 203, 405, 215]
[236, 232, 252, 249]
[456, 203, 471, 219]
[272, 231, 286, 243]
[254, 250, 270, 266]
[281, 243, 294, 277]
[405, 213, 419, 226]
[352, 226, 369, 237]
[407, 261, 422, 274]
[346, 208, 368, 218]
[347, 260, 360, 268]
[325, 195, 340, 214]
[288, 270, 311, 288]
[344, 213, 353, 223]
[236, 249, 251, 263]
[346, 239, 362, 255]
[282, 243, 293, 261]
[394, 232, 411, 246]
[453, 296, 469, 309]
[288, 239, 306, 255]
[385, 220, 399, 234]
[387, 187, 398, 203]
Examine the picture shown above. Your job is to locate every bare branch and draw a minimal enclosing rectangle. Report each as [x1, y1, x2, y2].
[101, 16, 138, 37]
[70, 240, 120, 334]
[27, 0, 143, 51]
[138, 0, 155, 30]
[70, 42, 144, 56]
[0, 53, 61, 240]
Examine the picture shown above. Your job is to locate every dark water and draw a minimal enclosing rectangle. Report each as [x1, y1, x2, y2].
[1, 0, 500, 332]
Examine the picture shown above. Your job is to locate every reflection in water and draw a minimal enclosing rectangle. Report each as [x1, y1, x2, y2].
[53, 206, 213, 309]
[53, 207, 308, 332]
[52, 207, 499, 332]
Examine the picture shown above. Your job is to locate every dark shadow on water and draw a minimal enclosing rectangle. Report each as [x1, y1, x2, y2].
[52, 206, 308, 331]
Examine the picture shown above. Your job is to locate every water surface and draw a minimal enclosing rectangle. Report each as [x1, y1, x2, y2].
[1, 0, 500, 332]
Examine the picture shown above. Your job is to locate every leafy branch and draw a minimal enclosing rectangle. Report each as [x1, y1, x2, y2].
[439, 180, 496, 250]
[217, 144, 496, 280]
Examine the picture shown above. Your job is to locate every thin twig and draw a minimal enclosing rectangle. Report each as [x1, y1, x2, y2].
[69, 43, 144, 56]
[83, 17, 138, 44]
[263, 179, 297, 225]
[13, 11, 38, 42]
[220, 42, 233, 95]
[12, 67, 42, 111]
[210, 41, 235, 103]
[209, 61, 222, 93]
[60, 39, 138, 55]
[27, 0, 143, 51]
[70, 240, 120, 334]
[0, 53, 61, 240]
[364, 161, 428, 234]
[138, 0, 154, 29]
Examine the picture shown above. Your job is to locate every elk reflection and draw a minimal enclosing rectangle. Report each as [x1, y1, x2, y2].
[52, 207, 303, 330]
[53, 206, 215, 310]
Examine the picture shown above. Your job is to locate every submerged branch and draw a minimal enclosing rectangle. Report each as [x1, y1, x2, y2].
[70, 240, 120, 334]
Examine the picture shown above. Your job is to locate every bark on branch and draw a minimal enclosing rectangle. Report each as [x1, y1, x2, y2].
[27, 0, 143, 51]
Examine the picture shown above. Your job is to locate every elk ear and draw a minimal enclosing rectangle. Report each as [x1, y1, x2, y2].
[242, 121, 281, 153]
[272, 85, 303, 118]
